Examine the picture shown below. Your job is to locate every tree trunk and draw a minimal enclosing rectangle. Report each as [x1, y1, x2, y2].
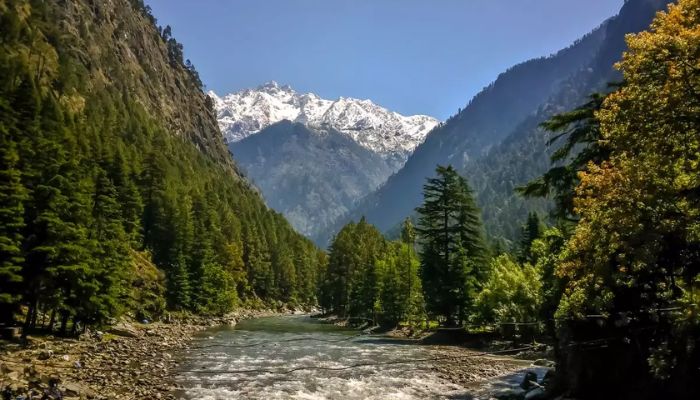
[59, 310, 69, 336]
[47, 309, 56, 333]
[22, 298, 37, 338]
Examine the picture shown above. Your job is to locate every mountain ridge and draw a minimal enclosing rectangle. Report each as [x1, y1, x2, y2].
[229, 121, 392, 237]
[210, 82, 439, 165]
[318, 0, 672, 246]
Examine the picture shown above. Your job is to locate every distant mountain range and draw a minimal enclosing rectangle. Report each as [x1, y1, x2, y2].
[209, 83, 439, 238]
[209, 82, 438, 166]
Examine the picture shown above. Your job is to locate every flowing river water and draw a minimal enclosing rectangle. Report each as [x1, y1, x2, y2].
[173, 315, 502, 399]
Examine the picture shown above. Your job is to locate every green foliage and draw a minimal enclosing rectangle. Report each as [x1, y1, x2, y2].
[518, 92, 610, 221]
[321, 218, 386, 320]
[552, 1, 700, 395]
[198, 261, 238, 315]
[0, 0, 324, 331]
[321, 218, 424, 327]
[475, 254, 542, 324]
[517, 212, 544, 263]
[416, 165, 487, 325]
[0, 131, 28, 322]
[528, 227, 566, 330]
[375, 241, 424, 327]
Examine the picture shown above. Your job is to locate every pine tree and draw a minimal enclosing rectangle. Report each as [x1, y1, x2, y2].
[376, 240, 423, 327]
[89, 169, 130, 324]
[0, 135, 28, 324]
[325, 219, 385, 320]
[111, 152, 143, 245]
[518, 212, 543, 263]
[416, 165, 486, 326]
[399, 218, 423, 325]
[348, 218, 384, 320]
[377, 245, 402, 326]
[400, 218, 416, 248]
[168, 251, 191, 310]
[518, 92, 610, 221]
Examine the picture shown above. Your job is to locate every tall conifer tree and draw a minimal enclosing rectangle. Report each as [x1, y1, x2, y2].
[416, 165, 486, 325]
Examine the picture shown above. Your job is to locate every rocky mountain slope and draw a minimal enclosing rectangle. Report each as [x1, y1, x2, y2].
[230, 121, 392, 237]
[210, 82, 439, 166]
[321, 0, 672, 246]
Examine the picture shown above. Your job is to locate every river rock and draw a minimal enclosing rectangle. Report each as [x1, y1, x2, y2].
[524, 387, 546, 400]
[495, 388, 526, 400]
[532, 359, 555, 368]
[520, 371, 539, 390]
[108, 323, 139, 338]
[540, 368, 555, 387]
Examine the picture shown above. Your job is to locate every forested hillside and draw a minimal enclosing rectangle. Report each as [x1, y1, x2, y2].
[467, 0, 671, 241]
[0, 0, 324, 332]
[323, 0, 672, 247]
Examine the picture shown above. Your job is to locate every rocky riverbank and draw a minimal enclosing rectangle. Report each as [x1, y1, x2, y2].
[0, 309, 281, 399]
[312, 314, 559, 398]
[428, 346, 558, 399]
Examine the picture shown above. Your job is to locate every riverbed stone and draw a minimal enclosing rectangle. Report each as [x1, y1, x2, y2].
[532, 359, 555, 368]
[108, 322, 139, 338]
[525, 387, 546, 400]
[520, 370, 539, 390]
[540, 368, 555, 387]
[495, 387, 527, 400]
[37, 349, 53, 360]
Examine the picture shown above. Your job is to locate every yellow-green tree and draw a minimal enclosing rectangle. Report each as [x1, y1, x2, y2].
[556, 1, 700, 397]
[475, 254, 542, 325]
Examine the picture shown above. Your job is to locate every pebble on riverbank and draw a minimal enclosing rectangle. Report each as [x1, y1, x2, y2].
[0, 309, 280, 400]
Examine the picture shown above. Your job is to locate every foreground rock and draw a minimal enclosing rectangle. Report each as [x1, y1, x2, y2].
[0, 309, 279, 399]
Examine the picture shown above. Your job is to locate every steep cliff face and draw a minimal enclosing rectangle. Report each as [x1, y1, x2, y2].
[39, 0, 232, 167]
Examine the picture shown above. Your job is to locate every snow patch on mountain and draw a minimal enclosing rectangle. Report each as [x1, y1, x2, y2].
[208, 81, 439, 157]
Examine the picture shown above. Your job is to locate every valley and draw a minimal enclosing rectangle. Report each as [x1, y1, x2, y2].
[211, 82, 438, 239]
[1, 0, 698, 399]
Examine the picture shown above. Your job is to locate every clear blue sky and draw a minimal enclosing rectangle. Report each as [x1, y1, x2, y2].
[146, 0, 623, 120]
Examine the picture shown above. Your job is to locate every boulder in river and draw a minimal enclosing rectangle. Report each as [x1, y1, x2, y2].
[540, 368, 555, 387]
[520, 370, 539, 390]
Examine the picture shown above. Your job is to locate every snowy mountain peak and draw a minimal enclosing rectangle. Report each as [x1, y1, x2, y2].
[209, 84, 440, 157]
[256, 81, 294, 93]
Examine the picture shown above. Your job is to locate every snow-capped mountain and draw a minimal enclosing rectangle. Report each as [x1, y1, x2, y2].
[210, 82, 438, 242]
[208, 82, 439, 159]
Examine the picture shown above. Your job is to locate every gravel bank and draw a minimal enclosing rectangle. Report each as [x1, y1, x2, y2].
[0, 309, 280, 399]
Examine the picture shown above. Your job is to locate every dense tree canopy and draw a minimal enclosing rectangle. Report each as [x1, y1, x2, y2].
[0, 0, 324, 332]
[554, 0, 700, 396]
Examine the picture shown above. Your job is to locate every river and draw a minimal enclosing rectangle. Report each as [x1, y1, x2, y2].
[173, 315, 491, 399]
